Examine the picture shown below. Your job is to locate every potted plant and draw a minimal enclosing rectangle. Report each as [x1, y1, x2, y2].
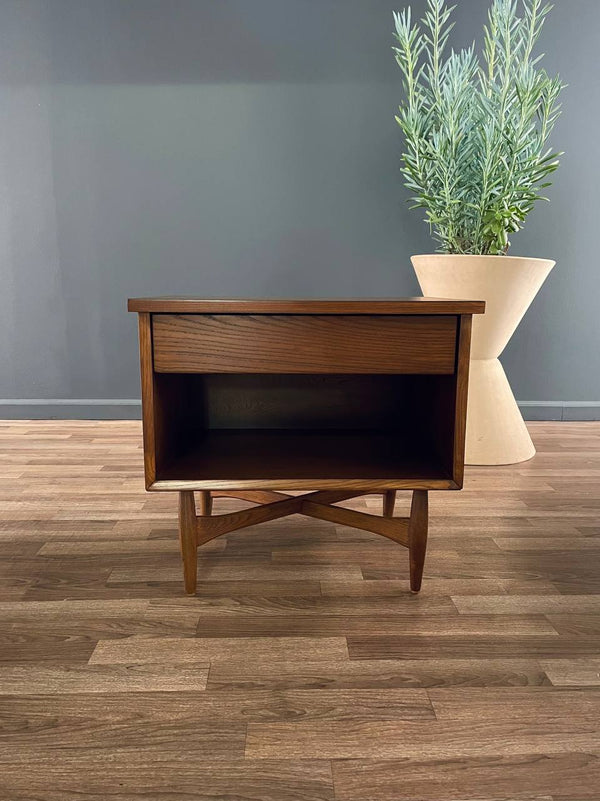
[393, 0, 564, 464]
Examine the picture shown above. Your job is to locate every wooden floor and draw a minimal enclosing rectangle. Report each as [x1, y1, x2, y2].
[1, 421, 600, 800]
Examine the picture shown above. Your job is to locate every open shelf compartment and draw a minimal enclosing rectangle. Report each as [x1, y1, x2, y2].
[148, 373, 460, 489]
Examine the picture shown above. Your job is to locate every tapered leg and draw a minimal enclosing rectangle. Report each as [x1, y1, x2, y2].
[383, 490, 396, 518]
[178, 491, 198, 595]
[408, 490, 428, 592]
[199, 490, 213, 516]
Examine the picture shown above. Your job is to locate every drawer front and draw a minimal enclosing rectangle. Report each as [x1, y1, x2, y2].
[152, 314, 457, 374]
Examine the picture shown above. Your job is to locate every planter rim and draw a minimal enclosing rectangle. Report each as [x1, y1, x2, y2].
[411, 253, 555, 266]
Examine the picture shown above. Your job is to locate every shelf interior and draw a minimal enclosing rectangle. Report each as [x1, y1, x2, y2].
[160, 429, 451, 482]
[152, 372, 458, 483]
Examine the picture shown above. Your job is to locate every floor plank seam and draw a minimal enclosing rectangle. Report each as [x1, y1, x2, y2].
[2, 421, 600, 797]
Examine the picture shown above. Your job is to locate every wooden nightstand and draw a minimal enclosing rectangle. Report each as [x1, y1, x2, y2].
[128, 298, 484, 595]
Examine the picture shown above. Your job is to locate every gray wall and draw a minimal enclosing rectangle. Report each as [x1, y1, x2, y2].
[1, 0, 598, 419]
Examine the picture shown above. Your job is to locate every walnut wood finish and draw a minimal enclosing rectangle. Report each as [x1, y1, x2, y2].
[150, 427, 458, 491]
[199, 490, 213, 516]
[452, 314, 473, 486]
[180, 484, 427, 595]
[152, 314, 457, 374]
[383, 490, 396, 518]
[178, 491, 197, 594]
[130, 298, 483, 594]
[408, 489, 429, 592]
[1, 420, 599, 800]
[184, 489, 414, 595]
[138, 313, 196, 490]
[137, 313, 157, 485]
[129, 297, 486, 315]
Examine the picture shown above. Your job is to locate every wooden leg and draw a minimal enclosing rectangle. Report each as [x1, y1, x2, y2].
[178, 491, 198, 595]
[383, 490, 396, 518]
[408, 490, 428, 593]
[199, 490, 212, 516]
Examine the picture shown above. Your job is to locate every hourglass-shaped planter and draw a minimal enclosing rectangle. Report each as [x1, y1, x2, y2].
[412, 254, 554, 465]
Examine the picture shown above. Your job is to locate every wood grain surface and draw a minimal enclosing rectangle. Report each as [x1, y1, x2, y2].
[0, 420, 599, 800]
[128, 297, 486, 315]
[152, 313, 458, 374]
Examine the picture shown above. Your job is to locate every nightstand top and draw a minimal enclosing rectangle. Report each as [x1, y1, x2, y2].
[128, 297, 485, 315]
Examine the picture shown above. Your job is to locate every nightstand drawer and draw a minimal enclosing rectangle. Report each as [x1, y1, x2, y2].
[152, 314, 457, 374]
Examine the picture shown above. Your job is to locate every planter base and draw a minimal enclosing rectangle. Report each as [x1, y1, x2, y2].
[466, 358, 535, 465]
[412, 253, 554, 467]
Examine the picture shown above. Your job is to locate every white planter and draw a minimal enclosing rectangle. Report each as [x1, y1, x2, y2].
[411, 254, 554, 465]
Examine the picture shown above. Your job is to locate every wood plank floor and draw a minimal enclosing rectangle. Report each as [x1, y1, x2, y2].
[0, 420, 599, 800]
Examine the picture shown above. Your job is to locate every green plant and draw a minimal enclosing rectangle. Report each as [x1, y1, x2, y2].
[393, 0, 564, 255]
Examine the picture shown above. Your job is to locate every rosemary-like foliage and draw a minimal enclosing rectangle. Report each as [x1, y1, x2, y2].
[393, 0, 564, 255]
